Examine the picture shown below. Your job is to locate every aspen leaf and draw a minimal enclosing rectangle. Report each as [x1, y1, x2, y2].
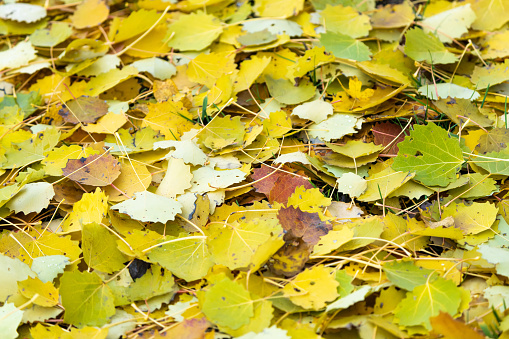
[394, 278, 462, 330]
[404, 28, 457, 64]
[82, 222, 128, 273]
[0, 4, 46, 23]
[291, 99, 333, 124]
[0, 303, 23, 339]
[60, 271, 115, 328]
[190, 166, 247, 193]
[30, 22, 73, 47]
[111, 190, 182, 223]
[470, 0, 509, 31]
[107, 266, 175, 306]
[167, 12, 223, 51]
[63, 153, 121, 187]
[5, 182, 54, 214]
[148, 233, 213, 282]
[200, 276, 254, 329]
[254, 0, 304, 18]
[0, 41, 37, 71]
[59, 96, 109, 124]
[393, 122, 464, 187]
[71, 0, 108, 29]
[265, 76, 316, 105]
[383, 260, 436, 291]
[320, 32, 371, 61]
[278, 206, 332, 246]
[321, 5, 371, 38]
[187, 52, 236, 88]
[112, 9, 160, 42]
[308, 113, 363, 142]
[282, 265, 339, 310]
[62, 188, 109, 233]
[422, 4, 476, 43]
[18, 276, 59, 307]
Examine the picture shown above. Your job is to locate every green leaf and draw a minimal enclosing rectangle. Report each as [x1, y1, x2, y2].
[60, 271, 115, 328]
[478, 244, 509, 278]
[0, 303, 23, 339]
[111, 191, 182, 224]
[382, 260, 435, 291]
[393, 122, 464, 187]
[200, 276, 254, 330]
[473, 150, 509, 175]
[82, 222, 127, 273]
[107, 265, 175, 306]
[320, 32, 371, 61]
[404, 28, 457, 64]
[207, 217, 283, 270]
[321, 5, 371, 38]
[442, 201, 498, 235]
[0, 254, 36, 301]
[394, 277, 462, 329]
[265, 76, 316, 105]
[147, 233, 214, 282]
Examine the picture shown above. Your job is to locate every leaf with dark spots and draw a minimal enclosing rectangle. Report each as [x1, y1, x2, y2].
[59, 96, 109, 124]
[475, 127, 509, 154]
[277, 206, 332, 246]
[63, 153, 121, 186]
[269, 240, 311, 277]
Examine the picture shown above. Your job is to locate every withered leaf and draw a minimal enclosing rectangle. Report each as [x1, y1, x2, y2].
[63, 153, 121, 186]
[277, 206, 332, 246]
[59, 96, 109, 124]
[268, 175, 314, 204]
[269, 240, 311, 277]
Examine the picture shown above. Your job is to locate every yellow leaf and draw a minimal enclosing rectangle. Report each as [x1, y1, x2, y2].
[141, 100, 195, 140]
[258, 49, 297, 81]
[346, 76, 374, 101]
[112, 9, 160, 42]
[282, 265, 339, 310]
[62, 188, 108, 233]
[104, 159, 152, 202]
[187, 51, 236, 88]
[167, 11, 223, 51]
[71, 0, 109, 29]
[18, 276, 59, 307]
[287, 186, 332, 213]
[289, 46, 335, 78]
[254, 0, 304, 18]
[234, 55, 271, 93]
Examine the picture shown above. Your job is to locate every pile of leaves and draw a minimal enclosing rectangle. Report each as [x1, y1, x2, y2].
[2, 0, 509, 337]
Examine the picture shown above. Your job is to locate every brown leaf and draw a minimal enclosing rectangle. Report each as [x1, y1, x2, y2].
[53, 180, 84, 205]
[164, 318, 210, 339]
[59, 96, 109, 124]
[269, 240, 311, 277]
[269, 175, 314, 204]
[277, 206, 332, 246]
[63, 153, 121, 186]
[430, 312, 484, 339]
[372, 121, 406, 156]
[251, 166, 284, 195]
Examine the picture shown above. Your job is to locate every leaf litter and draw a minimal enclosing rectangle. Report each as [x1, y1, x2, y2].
[1, 0, 509, 338]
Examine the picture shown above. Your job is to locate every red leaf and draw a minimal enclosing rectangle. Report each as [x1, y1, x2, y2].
[269, 175, 313, 204]
[372, 121, 407, 156]
[251, 166, 284, 195]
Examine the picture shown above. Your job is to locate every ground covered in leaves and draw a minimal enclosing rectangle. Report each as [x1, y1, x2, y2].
[1, 0, 509, 338]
